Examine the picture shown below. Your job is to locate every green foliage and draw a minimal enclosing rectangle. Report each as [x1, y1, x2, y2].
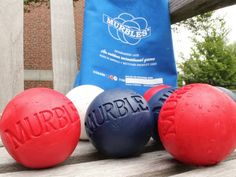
[24, 0, 48, 5]
[24, 0, 79, 5]
[177, 73, 184, 87]
[24, 0, 79, 13]
[24, 0, 49, 12]
[178, 12, 236, 89]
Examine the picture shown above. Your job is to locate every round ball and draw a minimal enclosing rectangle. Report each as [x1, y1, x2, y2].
[158, 84, 236, 166]
[216, 87, 236, 102]
[144, 85, 170, 102]
[144, 85, 175, 141]
[85, 89, 152, 157]
[66, 85, 104, 140]
[0, 88, 81, 169]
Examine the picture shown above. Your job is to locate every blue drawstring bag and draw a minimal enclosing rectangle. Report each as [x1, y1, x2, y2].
[75, 0, 177, 94]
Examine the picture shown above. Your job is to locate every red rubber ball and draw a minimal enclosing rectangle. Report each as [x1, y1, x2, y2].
[0, 88, 81, 169]
[144, 84, 170, 102]
[158, 84, 236, 166]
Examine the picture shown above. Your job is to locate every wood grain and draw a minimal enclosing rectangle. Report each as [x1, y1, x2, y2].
[0, 141, 235, 177]
[0, 140, 159, 174]
[24, 70, 53, 81]
[1, 1, 236, 176]
[50, 0, 78, 94]
[0, 150, 171, 177]
[170, 0, 236, 23]
[0, 0, 24, 113]
[169, 158, 236, 177]
[0, 141, 96, 174]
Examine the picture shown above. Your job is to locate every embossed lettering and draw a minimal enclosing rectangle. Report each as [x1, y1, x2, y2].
[86, 111, 98, 132]
[160, 85, 194, 137]
[40, 110, 58, 132]
[86, 95, 150, 133]
[114, 99, 128, 117]
[53, 107, 69, 129]
[3, 103, 78, 149]
[96, 106, 106, 125]
[63, 104, 77, 123]
[132, 95, 149, 111]
[124, 97, 140, 113]
[24, 114, 43, 137]
[160, 117, 176, 136]
[4, 121, 30, 149]
[103, 102, 117, 120]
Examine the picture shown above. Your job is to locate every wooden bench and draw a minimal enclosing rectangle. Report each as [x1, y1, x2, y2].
[0, 0, 236, 176]
[0, 140, 235, 177]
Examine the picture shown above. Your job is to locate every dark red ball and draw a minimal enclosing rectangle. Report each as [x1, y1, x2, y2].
[159, 84, 236, 166]
[0, 88, 81, 169]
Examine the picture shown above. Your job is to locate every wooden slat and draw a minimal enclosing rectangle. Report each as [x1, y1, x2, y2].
[170, 0, 236, 23]
[0, 0, 24, 113]
[169, 159, 236, 177]
[0, 150, 171, 177]
[1, 150, 236, 177]
[24, 70, 53, 81]
[0, 140, 159, 174]
[50, 0, 78, 94]
[0, 141, 96, 174]
[0, 114, 2, 147]
[0, 140, 236, 177]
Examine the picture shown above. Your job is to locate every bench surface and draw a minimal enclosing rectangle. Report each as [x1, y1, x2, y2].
[0, 140, 236, 177]
[1, 0, 236, 176]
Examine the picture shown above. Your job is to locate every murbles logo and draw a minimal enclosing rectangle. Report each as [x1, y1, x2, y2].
[103, 13, 151, 45]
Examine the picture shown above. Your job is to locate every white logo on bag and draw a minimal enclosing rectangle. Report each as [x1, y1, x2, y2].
[103, 13, 151, 45]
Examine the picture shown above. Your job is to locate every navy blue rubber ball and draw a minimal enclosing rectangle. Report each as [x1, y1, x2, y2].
[148, 87, 175, 141]
[85, 89, 152, 157]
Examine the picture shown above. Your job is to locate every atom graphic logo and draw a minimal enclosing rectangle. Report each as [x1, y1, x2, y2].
[103, 13, 151, 45]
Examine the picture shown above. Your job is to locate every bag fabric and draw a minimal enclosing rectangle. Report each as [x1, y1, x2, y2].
[75, 0, 177, 94]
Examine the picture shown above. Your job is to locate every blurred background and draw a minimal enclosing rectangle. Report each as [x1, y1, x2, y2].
[23, 0, 236, 91]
